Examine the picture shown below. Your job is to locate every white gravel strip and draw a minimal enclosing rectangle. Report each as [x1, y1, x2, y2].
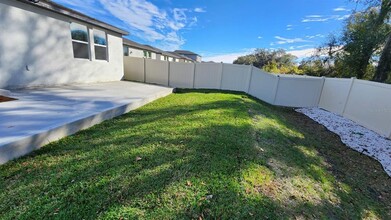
[296, 107, 391, 177]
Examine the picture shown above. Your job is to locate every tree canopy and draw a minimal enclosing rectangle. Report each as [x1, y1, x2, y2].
[232, 1, 391, 83]
[233, 49, 301, 74]
[310, 0, 391, 82]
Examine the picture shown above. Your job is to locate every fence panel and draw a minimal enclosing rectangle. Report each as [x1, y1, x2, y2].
[221, 64, 252, 92]
[343, 80, 391, 138]
[318, 78, 352, 115]
[145, 59, 169, 86]
[274, 77, 324, 107]
[123, 56, 391, 139]
[194, 63, 223, 89]
[169, 62, 195, 88]
[123, 57, 145, 82]
[248, 68, 278, 104]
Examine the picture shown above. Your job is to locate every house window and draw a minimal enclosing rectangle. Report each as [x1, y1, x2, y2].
[123, 46, 129, 56]
[93, 29, 108, 61]
[70, 22, 90, 59]
[143, 51, 151, 59]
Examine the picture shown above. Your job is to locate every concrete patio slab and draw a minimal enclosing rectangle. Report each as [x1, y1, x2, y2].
[0, 81, 173, 164]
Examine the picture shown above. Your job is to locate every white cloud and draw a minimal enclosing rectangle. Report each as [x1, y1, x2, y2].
[337, 14, 350, 20]
[203, 49, 255, 63]
[302, 14, 350, 22]
[302, 17, 330, 22]
[306, 15, 323, 18]
[288, 44, 314, 50]
[287, 48, 317, 60]
[305, 34, 325, 39]
[188, 17, 198, 27]
[194, 7, 206, 13]
[173, 8, 187, 22]
[56, 0, 199, 50]
[258, 36, 263, 39]
[274, 36, 309, 45]
[334, 7, 349, 12]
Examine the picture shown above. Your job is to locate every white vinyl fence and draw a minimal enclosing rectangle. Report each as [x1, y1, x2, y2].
[169, 62, 195, 88]
[319, 78, 391, 138]
[123, 57, 391, 139]
[194, 63, 223, 89]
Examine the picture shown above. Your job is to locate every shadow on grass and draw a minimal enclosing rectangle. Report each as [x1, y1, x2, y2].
[0, 89, 390, 219]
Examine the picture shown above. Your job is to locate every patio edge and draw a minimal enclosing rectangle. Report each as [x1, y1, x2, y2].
[0, 88, 173, 164]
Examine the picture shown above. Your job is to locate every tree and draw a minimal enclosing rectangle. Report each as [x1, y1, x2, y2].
[233, 54, 257, 66]
[314, 0, 391, 81]
[298, 59, 334, 77]
[374, 33, 391, 81]
[233, 49, 300, 74]
[342, 5, 390, 79]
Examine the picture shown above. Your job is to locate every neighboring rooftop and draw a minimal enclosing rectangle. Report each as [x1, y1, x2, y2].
[123, 38, 194, 61]
[167, 51, 195, 62]
[18, 0, 128, 35]
[162, 51, 180, 58]
[123, 38, 161, 53]
[174, 50, 200, 56]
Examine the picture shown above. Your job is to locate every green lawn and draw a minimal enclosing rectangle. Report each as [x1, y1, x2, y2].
[0, 90, 390, 219]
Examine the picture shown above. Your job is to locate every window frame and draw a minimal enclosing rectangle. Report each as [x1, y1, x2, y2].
[143, 50, 152, 59]
[70, 22, 91, 60]
[92, 28, 109, 61]
[123, 46, 129, 56]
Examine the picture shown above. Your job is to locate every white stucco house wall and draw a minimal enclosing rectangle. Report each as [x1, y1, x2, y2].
[123, 39, 158, 60]
[123, 38, 194, 63]
[0, 0, 129, 89]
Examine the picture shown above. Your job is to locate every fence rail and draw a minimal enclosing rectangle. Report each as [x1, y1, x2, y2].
[123, 57, 391, 139]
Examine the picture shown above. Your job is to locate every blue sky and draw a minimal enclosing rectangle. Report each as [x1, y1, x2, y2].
[54, 0, 360, 63]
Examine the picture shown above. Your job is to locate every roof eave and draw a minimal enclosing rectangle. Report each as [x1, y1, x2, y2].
[18, 0, 129, 35]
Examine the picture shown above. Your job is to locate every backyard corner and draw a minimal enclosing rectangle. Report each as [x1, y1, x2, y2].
[0, 90, 390, 219]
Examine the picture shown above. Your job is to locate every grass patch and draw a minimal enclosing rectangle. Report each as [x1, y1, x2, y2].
[0, 89, 390, 219]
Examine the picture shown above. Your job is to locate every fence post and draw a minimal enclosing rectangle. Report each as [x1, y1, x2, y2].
[167, 61, 171, 87]
[143, 58, 146, 83]
[342, 77, 356, 116]
[317, 77, 326, 107]
[219, 62, 224, 90]
[246, 65, 254, 93]
[192, 63, 197, 88]
[272, 75, 281, 105]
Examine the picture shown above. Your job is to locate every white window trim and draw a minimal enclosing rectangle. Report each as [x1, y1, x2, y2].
[72, 39, 89, 44]
[92, 28, 109, 62]
[70, 22, 91, 60]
